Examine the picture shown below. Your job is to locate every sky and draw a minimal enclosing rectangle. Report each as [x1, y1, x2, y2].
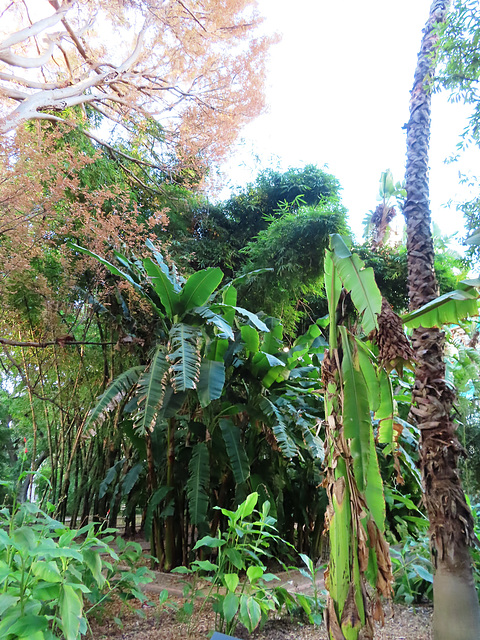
[220, 0, 480, 245]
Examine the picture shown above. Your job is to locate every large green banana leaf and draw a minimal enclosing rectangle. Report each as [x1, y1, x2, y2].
[365, 432, 386, 530]
[340, 327, 371, 492]
[145, 239, 177, 281]
[375, 369, 394, 447]
[206, 338, 229, 362]
[193, 306, 234, 340]
[167, 323, 201, 391]
[121, 463, 143, 498]
[221, 284, 237, 326]
[143, 257, 181, 318]
[84, 365, 144, 430]
[179, 268, 223, 314]
[330, 234, 382, 335]
[262, 318, 283, 354]
[219, 418, 250, 485]
[67, 242, 164, 316]
[135, 347, 169, 433]
[197, 359, 225, 407]
[402, 278, 480, 328]
[356, 339, 380, 413]
[324, 249, 342, 347]
[259, 398, 298, 459]
[212, 304, 269, 332]
[187, 442, 210, 527]
[241, 325, 260, 356]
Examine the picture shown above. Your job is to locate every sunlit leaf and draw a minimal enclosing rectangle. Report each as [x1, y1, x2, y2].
[179, 268, 223, 314]
[330, 234, 382, 334]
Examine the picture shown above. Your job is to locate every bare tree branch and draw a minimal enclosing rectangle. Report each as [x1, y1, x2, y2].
[0, 337, 118, 348]
[0, 41, 56, 69]
[0, 71, 66, 90]
[0, 4, 69, 49]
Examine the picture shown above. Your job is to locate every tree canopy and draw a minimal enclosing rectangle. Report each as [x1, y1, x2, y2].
[0, 0, 275, 176]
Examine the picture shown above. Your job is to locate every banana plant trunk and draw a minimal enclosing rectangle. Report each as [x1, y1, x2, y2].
[164, 416, 176, 572]
[404, 2, 480, 638]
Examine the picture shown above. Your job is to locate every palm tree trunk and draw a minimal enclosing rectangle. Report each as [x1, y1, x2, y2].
[404, 2, 480, 638]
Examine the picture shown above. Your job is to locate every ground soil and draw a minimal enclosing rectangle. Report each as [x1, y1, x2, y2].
[89, 566, 432, 640]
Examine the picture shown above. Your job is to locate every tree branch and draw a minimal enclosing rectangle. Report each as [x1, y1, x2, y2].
[0, 41, 56, 69]
[0, 71, 67, 90]
[0, 337, 118, 348]
[0, 4, 69, 49]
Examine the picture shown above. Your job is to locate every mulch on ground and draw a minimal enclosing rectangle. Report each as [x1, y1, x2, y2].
[89, 567, 432, 640]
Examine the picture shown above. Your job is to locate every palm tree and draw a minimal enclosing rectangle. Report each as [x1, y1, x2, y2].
[403, 2, 480, 638]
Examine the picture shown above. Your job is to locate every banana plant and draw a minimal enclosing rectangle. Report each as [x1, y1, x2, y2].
[322, 235, 396, 639]
[68, 240, 270, 569]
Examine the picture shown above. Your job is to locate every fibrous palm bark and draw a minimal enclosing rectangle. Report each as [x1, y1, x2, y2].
[404, 2, 480, 638]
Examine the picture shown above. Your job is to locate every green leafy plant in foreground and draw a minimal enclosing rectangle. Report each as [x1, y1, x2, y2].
[171, 492, 323, 635]
[467, 499, 480, 601]
[0, 473, 154, 640]
[296, 553, 326, 626]
[390, 533, 433, 606]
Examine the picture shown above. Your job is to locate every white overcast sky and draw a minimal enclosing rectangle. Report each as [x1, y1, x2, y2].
[220, 0, 480, 245]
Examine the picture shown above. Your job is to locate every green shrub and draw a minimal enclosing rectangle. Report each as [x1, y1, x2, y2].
[0, 481, 153, 640]
[390, 533, 433, 605]
[171, 492, 324, 636]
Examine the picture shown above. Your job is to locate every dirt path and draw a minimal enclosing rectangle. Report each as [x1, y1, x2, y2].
[141, 567, 322, 597]
[90, 561, 432, 640]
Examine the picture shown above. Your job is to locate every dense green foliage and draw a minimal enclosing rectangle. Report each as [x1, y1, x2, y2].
[0, 475, 153, 640]
[171, 492, 323, 635]
[436, 0, 480, 261]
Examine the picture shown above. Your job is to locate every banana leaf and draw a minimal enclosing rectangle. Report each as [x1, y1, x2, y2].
[179, 267, 224, 314]
[241, 325, 260, 356]
[167, 323, 201, 391]
[340, 327, 371, 492]
[68, 242, 164, 316]
[259, 398, 298, 459]
[402, 279, 480, 328]
[197, 359, 225, 407]
[85, 365, 144, 430]
[187, 442, 210, 527]
[376, 369, 394, 447]
[330, 234, 382, 335]
[135, 347, 169, 433]
[143, 257, 180, 318]
[262, 318, 283, 354]
[212, 304, 269, 332]
[193, 306, 234, 340]
[324, 249, 342, 348]
[219, 419, 250, 485]
[365, 433, 385, 530]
